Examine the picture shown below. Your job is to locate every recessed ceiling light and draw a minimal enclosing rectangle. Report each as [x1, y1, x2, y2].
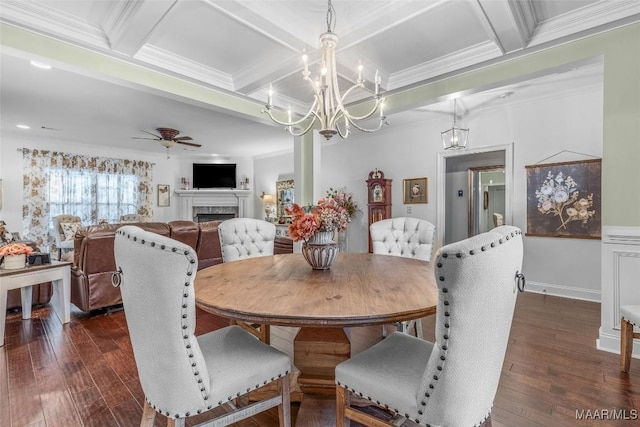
[16, 124, 30, 129]
[30, 60, 52, 70]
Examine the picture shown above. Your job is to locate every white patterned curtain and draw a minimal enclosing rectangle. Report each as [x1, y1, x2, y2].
[22, 149, 154, 251]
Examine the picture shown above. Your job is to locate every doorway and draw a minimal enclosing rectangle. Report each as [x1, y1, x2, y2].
[468, 166, 505, 236]
[436, 144, 513, 248]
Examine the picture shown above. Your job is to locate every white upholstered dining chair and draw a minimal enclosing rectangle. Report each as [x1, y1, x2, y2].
[52, 214, 82, 260]
[336, 226, 525, 426]
[218, 218, 276, 343]
[113, 226, 291, 427]
[370, 217, 436, 339]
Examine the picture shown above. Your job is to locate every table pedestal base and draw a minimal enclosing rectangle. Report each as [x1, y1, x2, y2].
[294, 327, 350, 396]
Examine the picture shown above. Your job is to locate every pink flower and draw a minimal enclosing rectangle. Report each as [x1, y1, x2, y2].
[0, 243, 33, 257]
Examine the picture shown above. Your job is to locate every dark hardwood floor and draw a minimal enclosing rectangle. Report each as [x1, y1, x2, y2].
[2, 292, 639, 426]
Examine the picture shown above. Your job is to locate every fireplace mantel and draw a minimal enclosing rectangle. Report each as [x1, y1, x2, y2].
[175, 189, 251, 220]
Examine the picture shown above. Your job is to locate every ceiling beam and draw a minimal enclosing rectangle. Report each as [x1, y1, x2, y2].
[102, 0, 179, 57]
[473, 0, 536, 54]
[0, 23, 274, 127]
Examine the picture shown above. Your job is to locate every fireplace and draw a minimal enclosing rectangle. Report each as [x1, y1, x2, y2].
[174, 189, 251, 221]
[196, 213, 236, 222]
[193, 205, 238, 222]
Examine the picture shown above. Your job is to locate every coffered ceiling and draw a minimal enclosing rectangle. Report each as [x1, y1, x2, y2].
[1, 0, 637, 157]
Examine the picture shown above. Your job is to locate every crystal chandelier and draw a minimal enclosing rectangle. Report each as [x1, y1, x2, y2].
[441, 99, 469, 150]
[262, 0, 387, 140]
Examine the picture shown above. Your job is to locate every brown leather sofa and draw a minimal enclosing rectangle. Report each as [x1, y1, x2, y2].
[71, 220, 293, 312]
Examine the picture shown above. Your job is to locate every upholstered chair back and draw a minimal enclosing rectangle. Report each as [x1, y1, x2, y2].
[119, 213, 141, 223]
[418, 225, 523, 425]
[114, 226, 211, 416]
[53, 214, 82, 244]
[370, 217, 435, 261]
[493, 212, 504, 227]
[218, 218, 276, 262]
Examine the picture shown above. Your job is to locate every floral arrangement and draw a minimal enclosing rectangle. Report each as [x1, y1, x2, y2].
[0, 242, 34, 257]
[286, 197, 349, 242]
[535, 171, 595, 231]
[326, 187, 359, 221]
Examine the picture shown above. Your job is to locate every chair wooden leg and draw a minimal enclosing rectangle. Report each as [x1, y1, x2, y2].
[336, 385, 350, 427]
[140, 401, 156, 427]
[261, 324, 271, 345]
[621, 318, 634, 372]
[415, 318, 424, 339]
[278, 374, 291, 427]
[167, 418, 186, 427]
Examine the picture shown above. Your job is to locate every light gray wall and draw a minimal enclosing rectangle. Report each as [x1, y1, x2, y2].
[253, 81, 604, 300]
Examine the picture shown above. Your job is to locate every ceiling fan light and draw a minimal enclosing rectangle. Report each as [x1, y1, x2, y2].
[160, 140, 177, 148]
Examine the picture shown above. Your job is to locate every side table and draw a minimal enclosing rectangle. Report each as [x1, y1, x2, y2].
[0, 261, 71, 346]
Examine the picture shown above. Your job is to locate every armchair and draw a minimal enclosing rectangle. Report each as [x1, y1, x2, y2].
[218, 218, 276, 343]
[119, 213, 142, 223]
[336, 226, 524, 426]
[113, 226, 291, 426]
[52, 214, 82, 260]
[370, 217, 436, 338]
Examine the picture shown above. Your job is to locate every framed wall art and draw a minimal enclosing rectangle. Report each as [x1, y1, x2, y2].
[403, 177, 428, 204]
[525, 158, 601, 239]
[157, 184, 170, 207]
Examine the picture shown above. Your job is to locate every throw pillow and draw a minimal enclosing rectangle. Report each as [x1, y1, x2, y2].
[60, 222, 81, 241]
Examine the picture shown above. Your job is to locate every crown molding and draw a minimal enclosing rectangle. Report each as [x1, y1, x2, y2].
[389, 41, 501, 90]
[530, 0, 640, 46]
[0, 0, 109, 50]
[135, 44, 234, 91]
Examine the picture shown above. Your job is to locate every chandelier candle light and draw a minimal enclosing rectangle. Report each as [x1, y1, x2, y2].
[263, 0, 387, 140]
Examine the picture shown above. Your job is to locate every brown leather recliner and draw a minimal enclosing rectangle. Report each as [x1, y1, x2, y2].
[72, 222, 172, 311]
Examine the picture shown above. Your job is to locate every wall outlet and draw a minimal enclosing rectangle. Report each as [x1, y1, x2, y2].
[407, 206, 412, 214]
[458, 190, 464, 197]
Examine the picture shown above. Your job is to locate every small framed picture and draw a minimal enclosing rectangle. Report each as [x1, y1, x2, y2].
[158, 184, 170, 207]
[403, 177, 428, 204]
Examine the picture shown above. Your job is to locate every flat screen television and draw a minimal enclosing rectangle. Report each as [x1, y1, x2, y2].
[192, 163, 236, 189]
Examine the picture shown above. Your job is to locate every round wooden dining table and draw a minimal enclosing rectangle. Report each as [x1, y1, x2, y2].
[195, 252, 438, 396]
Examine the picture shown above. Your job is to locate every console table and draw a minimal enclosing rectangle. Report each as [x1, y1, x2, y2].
[0, 261, 71, 346]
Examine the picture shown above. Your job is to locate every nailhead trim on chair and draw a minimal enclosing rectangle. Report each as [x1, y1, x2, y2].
[336, 229, 522, 426]
[120, 230, 291, 419]
[117, 229, 208, 418]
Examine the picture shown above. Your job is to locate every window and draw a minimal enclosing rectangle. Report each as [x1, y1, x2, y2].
[48, 169, 140, 225]
[22, 148, 154, 253]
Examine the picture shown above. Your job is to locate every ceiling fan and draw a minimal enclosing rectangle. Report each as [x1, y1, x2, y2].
[133, 127, 202, 157]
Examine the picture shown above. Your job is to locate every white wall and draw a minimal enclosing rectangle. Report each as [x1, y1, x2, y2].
[0, 132, 258, 230]
[253, 82, 604, 300]
[252, 151, 294, 220]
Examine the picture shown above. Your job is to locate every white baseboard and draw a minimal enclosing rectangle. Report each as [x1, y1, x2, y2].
[597, 327, 640, 359]
[525, 280, 601, 302]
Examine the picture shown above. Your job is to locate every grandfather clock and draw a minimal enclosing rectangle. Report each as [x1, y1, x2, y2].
[366, 168, 392, 252]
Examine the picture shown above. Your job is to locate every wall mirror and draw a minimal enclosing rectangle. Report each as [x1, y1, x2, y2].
[468, 165, 505, 236]
[276, 179, 294, 224]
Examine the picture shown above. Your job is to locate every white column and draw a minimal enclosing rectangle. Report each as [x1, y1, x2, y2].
[598, 226, 640, 356]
